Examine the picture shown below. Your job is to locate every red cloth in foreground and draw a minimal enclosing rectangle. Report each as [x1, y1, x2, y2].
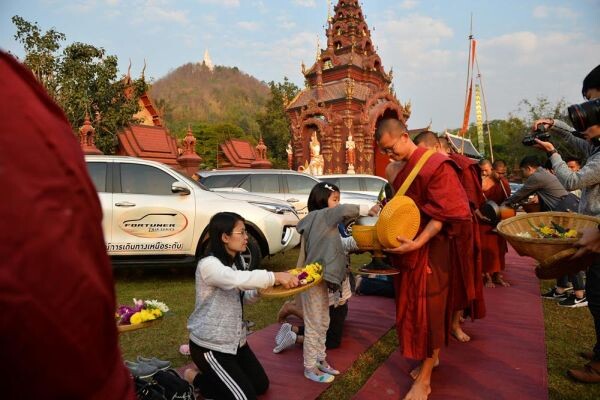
[0, 52, 135, 399]
[449, 153, 486, 319]
[480, 178, 511, 274]
[389, 147, 471, 360]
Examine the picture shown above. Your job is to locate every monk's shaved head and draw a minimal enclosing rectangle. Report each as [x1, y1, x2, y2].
[438, 137, 451, 153]
[492, 159, 507, 169]
[413, 131, 440, 149]
[375, 118, 407, 142]
[479, 159, 492, 168]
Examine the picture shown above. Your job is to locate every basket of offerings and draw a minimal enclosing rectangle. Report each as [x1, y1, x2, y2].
[116, 299, 169, 333]
[497, 212, 600, 277]
[259, 263, 323, 298]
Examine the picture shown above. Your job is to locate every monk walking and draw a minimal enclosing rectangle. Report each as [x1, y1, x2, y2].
[373, 119, 471, 400]
[413, 132, 486, 344]
[479, 159, 511, 287]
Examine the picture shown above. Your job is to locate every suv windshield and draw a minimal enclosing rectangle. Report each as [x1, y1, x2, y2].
[201, 174, 247, 188]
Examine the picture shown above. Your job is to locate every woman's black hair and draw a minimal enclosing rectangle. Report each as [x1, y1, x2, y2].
[207, 212, 245, 268]
[307, 182, 340, 212]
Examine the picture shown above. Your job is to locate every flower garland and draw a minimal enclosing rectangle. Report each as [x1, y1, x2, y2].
[116, 298, 169, 326]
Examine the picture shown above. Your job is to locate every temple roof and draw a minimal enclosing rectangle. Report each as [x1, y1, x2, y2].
[287, 80, 372, 109]
[445, 132, 482, 159]
[117, 124, 180, 168]
[218, 139, 257, 169]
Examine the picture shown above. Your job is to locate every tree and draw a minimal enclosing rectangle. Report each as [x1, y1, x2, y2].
[454, 96, 582, 174]
[12, 16, 147, 154]
[169, 121, 255, 170]
[256, 77, 300, 168]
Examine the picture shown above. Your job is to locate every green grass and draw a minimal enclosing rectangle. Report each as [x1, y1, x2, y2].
[116, 253, 599, 399]
[540, 280, 600, 400]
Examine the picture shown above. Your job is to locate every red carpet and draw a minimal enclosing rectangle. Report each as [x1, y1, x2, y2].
[353, 247, 548, 400]
[253, 295, 396, 399]
[181, 295, 396, 400]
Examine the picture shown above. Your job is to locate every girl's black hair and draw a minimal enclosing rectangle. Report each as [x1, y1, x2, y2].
[307, 182, 340, 212]
[207, 212, 245, 268]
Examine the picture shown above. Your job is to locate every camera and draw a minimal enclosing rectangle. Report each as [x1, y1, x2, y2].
[522, 124, 551, 146]
[568, 98, 600, 132]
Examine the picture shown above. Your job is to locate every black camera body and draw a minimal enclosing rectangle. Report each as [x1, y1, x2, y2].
[522, 124, 551, 146]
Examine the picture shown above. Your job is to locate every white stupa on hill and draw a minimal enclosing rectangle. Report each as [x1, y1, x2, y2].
[203, 49, 214, 72]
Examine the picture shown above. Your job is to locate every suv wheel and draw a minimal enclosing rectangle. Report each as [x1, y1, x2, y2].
[242, 233, 262, 270]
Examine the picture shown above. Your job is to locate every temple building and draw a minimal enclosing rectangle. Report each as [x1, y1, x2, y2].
[285, 0, 411, 177]
[80, 67, 202, 176]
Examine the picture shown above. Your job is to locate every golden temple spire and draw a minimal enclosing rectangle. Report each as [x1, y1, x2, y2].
[316, 36, 321, 61]
[327, 0, 332, 22]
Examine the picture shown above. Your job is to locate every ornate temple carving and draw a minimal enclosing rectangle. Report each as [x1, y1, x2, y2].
[285, 0, 410, 177]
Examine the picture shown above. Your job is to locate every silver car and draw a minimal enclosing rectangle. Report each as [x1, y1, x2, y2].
[319, 174, 388, 197]
[198, 169, 378, 217]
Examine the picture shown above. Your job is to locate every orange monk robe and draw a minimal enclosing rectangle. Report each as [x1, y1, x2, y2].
[448, 153, 486, 320]
[480, 178, 511, 274]
[389, 147, 471, 360]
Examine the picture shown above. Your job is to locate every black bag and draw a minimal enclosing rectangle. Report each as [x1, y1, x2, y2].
[134, 377, 167, 400]
[555, 193, 580, 212]
[152, 369, 195, 400]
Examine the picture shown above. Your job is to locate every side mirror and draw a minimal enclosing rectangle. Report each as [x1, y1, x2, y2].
[171, 182, 191, 195]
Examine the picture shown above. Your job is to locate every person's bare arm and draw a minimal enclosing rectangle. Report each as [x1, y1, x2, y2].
[369, 161, 405, 216]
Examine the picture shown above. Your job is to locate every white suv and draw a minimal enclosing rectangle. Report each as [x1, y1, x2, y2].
[319, 174, 388, 197]
[85, 156, 300, 269]
[198, 169, 378, 217]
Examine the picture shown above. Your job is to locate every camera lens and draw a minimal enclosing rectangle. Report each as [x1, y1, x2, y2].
[568, 98, 600, 131]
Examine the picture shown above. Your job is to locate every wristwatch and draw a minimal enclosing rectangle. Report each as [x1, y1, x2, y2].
[547, 149, 558, 157]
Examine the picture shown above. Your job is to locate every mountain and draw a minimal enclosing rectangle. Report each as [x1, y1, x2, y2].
[149, 63, 270, 135]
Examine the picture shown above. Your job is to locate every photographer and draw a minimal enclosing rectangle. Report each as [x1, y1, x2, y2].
[503, 156, 576, 212]
[529, 64, 600, 383]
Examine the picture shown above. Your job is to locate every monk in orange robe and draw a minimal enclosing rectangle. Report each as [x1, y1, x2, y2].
[479, 159, 511, 287]
[413, 133, 486, 344]
[373, 119, 471, 400]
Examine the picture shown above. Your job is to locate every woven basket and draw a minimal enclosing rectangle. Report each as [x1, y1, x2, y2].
[117, 318, 162, 334]
[259, 269, 322, 298]
[376, 196, 420, 248]
[496, 212, 600, 262]
[352, 225, 382, 251]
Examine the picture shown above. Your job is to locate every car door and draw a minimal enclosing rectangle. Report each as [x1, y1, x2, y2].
[364, 177, 387, 197]
[283, 174, 317, 217]
[86, 160, 112, 245]
[110, 161, 196, 255]
[241, 173, 288, 202]
[336, 176, 362, 194]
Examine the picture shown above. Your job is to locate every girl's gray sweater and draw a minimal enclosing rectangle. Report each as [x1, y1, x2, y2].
[296, 204, 360, 285]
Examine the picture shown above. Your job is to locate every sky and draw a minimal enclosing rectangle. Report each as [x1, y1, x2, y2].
[1, 0, 599, 132]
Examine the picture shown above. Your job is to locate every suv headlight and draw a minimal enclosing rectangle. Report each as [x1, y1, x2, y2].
[248, 201, 298, 217]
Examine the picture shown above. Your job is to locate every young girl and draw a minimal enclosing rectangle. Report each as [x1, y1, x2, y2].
[295, 182, 360, 383]
[186, 212, 298, 400]
[273, 227, 359, 352]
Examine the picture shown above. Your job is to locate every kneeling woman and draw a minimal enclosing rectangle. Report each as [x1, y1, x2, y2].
[187, 212, 299, 400]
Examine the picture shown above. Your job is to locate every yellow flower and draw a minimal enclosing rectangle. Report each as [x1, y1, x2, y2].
[565, 229, 578, 238]
[139, 309, 156, 322]
[130, 312, 143, 325]
[151, 308, 162, 318]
